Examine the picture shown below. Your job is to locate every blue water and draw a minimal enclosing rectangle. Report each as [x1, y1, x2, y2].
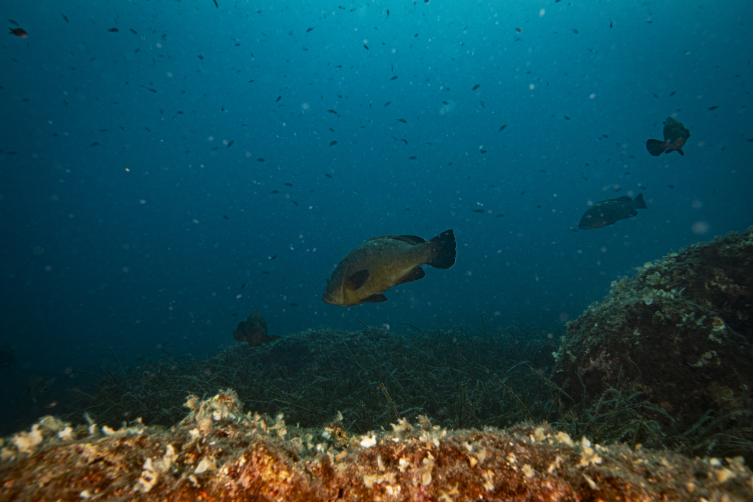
[1, 0, 751, 428]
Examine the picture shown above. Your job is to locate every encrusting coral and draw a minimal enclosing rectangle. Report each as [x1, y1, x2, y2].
[1, 390, 752, 501]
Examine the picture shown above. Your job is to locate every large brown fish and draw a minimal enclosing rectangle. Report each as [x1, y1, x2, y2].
[646, 117, 690, 156]
[578, 193, 647, 229]
[323, 229, 456, 306]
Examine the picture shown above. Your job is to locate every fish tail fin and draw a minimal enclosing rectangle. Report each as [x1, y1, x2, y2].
[646, 139, 666, 156]
[633, 193, 647, 209]
[425, 229, 456, 269]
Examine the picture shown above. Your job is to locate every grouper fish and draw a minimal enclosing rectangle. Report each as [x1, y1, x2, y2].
[578, 193, 647, 229]
[323, 229, 456, 306]
[646, 117, 690, 156]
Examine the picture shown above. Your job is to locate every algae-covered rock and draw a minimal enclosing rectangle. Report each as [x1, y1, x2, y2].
[553, 228, 753, 441]
[1, 392, 752, 501]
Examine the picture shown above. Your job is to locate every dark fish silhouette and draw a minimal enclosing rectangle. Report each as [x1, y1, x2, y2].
[9, 27, 28, 37]
[578, 193, 647, 229]
[323, 230, 456, 306]
[233, 310, 280, 347]
[646, 117, 690, 156]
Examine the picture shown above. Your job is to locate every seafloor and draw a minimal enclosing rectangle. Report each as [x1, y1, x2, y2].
[1, 389, 752, 501]
[0, 228, 751, 500]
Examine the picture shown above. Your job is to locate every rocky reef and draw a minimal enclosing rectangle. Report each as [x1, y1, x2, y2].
[553, 227, 753, 459]
[1, 390, 752, 501]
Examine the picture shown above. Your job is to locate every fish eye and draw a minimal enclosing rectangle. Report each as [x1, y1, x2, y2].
[327, 278, 330, 283]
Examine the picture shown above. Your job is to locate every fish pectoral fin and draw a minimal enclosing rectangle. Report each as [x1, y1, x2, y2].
[397, 266, 426, 285]
[345, 269, 370, 290]
[677, 148, 684, 156]
[360, 293, 387, 303]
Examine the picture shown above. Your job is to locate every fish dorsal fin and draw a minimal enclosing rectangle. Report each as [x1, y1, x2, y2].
[394, 235, 426, 245]
[360, 293, 387, 303]
[345, 269, 369, 290]
[366, 235, 425, 245]
[367, 235, 397, 241]
[616, 196, 633, 202]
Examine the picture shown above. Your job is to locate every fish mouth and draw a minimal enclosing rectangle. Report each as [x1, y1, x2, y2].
[322, 292, 336, 305]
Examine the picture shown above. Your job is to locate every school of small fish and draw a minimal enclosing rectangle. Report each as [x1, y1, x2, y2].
[4, 1, 738, 357]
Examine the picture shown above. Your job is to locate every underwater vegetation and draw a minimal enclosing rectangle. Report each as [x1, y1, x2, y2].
[62, 321, 560, 435]
[2, 229, 752, 499]
[554, 227, 753, 462]
[1, 391, 752, 501]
